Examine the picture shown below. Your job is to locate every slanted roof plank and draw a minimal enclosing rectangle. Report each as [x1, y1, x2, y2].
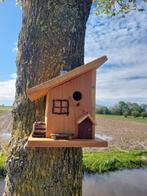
[27, 56, 108, 101]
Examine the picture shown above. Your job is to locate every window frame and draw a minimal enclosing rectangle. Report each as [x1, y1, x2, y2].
[52, 99, 69, 115]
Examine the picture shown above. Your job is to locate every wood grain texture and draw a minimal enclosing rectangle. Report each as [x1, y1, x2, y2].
[46, 71, 95, 138]
[91, 69, 96, 138]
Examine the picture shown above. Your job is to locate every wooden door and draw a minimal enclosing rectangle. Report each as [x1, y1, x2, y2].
[78, 118, 92, 139]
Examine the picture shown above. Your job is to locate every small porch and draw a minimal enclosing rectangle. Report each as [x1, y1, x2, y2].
[27, 133, 108, 148]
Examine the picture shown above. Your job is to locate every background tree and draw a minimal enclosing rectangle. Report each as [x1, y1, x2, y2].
[110, 104, 122, 115]
[117, 101, 130, 115]
[132, 110, 140, 118]
[141, 104, 147, 112]
[96, 106, 110, 115]
[1, 0, 146, 195]
[123, 111, 129, 118]
[96, 101, 146, 118]
[130, 103, 142, 117]
[141, 112, 147, 119]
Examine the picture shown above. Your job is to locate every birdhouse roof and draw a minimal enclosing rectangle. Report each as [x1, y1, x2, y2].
[77, 114, 96, 125]
[27, 56, 108, 101]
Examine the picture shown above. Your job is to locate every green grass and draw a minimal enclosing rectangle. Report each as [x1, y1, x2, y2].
[83, 151, 147, 173]
[96, 114, 147, 124]
[0, 106, 12, 116]
[0, 151, 147, 177]
[0, 153, 7, 178]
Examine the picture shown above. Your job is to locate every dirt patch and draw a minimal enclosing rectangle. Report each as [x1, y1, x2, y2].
[0, 113, 12, 132]
[95, 117, 147, 150]
[0, 113, 12, 150]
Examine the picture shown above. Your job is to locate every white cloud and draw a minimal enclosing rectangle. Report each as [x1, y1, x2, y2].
[95, 56, 147, 105]
[85, 5, 147, 105]
[0, 74, 16, 105]
[96, 64, 147, 104]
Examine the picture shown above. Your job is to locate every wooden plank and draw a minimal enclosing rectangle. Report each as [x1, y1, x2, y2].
[91, 69, 96, 138]
[45, 93, 50, 138]
[27, 134, 108, 148]
[27, 56, 108, 101]
[46, 71, 94, 138]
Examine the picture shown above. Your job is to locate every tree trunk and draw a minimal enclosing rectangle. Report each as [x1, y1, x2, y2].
[4, 0, 92, 195]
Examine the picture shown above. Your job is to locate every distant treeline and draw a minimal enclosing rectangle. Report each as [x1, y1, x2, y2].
[96, 101, 147, 118]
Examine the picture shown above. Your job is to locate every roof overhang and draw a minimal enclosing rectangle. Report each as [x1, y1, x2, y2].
[27, 55, 108, 101]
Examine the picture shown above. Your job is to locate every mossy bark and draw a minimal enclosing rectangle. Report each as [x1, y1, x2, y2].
[4, 0, 92, 195]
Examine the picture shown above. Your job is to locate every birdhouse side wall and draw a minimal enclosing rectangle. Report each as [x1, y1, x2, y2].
[45, 70, 96, 138]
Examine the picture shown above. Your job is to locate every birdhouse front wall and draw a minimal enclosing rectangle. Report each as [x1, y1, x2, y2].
[45, 70, 96, 138]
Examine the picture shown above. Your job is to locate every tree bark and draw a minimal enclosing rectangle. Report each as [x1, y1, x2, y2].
[4, 0, 92, 195]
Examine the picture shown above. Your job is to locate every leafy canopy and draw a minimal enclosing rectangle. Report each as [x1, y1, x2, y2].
[93, 0, 147, 15]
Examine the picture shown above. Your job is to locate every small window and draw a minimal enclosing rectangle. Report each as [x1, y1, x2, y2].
[73, 91, 82, 101]
[52, 99, 69, 115]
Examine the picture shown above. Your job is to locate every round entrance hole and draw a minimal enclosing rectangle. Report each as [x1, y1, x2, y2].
[73, 91, 82, 101]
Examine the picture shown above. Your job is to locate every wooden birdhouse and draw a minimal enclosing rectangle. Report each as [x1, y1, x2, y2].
[27, 56, 108, 148]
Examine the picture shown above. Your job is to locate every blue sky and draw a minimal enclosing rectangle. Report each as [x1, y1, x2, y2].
[0, 0, 21, 105]
[0, 1, 147, 106]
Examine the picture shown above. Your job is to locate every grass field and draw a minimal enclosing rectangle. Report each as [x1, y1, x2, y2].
[0, 106, 11, 116]
[96, 114, 147, 124]
[83, 151, 147, 173]
[0, 154, 6, 178]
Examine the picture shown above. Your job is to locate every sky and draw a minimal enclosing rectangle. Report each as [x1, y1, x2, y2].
[0, 1, 147, 106]
[0, 0, 21, 105]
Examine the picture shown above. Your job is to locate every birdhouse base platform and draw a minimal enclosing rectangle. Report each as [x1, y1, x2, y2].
[27, 134, 108, 148]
